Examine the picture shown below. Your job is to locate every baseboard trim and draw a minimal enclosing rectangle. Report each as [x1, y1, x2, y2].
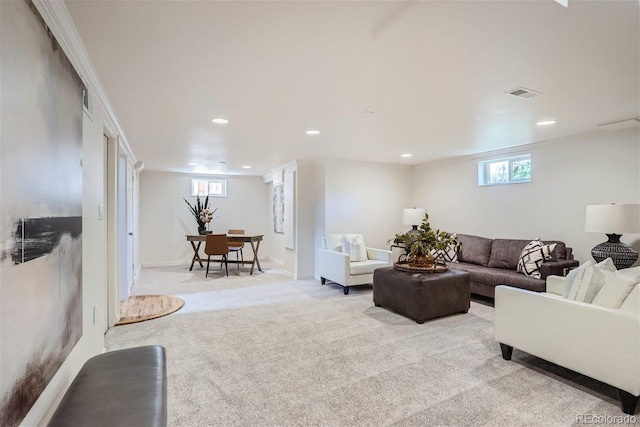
[140, 261, 185, 268]
[266, 256, 285, 267]
[281, 270, 295, 278]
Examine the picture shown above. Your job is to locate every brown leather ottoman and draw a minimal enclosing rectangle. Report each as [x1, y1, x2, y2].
[373, 267, 471, 323]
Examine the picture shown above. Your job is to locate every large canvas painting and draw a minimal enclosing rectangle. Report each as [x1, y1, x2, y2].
[0, 1, 84, 425]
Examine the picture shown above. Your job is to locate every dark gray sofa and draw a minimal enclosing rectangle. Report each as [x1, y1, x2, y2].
[447, 234, 579, 298]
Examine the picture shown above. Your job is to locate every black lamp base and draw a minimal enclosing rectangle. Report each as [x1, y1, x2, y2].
[591, 233, 638, 269]
[407, 225, 420, 236]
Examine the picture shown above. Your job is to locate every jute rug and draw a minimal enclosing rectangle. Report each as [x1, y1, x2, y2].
[115, 294, 184, 325]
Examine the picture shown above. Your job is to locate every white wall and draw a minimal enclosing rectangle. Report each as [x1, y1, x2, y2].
[323, 159, 413, 250]
[265, 161, 319, 278]
[411, 128, 640, 265]
[266, 182, 295, 272]
[294, 161, 319, 279]
[139, 171, 271, 265]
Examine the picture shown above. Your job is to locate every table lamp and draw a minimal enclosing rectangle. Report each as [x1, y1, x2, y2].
[585, 203, 640, 269]
[402, 208, 427, 233]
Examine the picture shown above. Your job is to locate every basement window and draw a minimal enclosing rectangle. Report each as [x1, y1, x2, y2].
[191, 179, 227, 197]
[478, 154, 531, 186]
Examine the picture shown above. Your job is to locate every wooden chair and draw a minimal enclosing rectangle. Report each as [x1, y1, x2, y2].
[227, 229, 245, 270]
[204, 234, 229, 277]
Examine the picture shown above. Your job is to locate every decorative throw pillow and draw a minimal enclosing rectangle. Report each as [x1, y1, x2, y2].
[592, 266, 640, 309]
[563, 261, 593, 298]
[563, 259, 616, 303]
[432, 233, 459, 263]
[594, 257, 617, 273]
[342, 234, 368, 262]
[618, 283, 640, 313]
[516, 238, 557, 279]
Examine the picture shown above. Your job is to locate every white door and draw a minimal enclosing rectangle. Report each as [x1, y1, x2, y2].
[126, 159, 134, 290]
[118, 154, 132, 301]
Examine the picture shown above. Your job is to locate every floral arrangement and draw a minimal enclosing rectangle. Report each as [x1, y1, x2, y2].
[392, 213, 457, 266]
[183, 195, 218, 232]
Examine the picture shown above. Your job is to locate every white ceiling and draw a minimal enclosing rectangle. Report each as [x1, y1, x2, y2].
[65, 0, 639, 176]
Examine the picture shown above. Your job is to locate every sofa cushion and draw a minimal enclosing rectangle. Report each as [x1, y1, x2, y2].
[349, 260, 388, 275]
[592, 266, 640, 308]
[516, 239, 556, 279]
[457, 234, 493, 266]
[488, 239, 530, 269]
[449, 262, 544, 291]
[342, 234, 367, 262]
[544, 240, 567, 260]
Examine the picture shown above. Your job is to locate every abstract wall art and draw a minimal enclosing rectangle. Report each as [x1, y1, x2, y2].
[0, 1, 84, 425]
[273, 184, 284, 233]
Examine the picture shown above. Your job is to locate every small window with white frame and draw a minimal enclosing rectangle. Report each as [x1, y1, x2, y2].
[191, 178, 227, 197]
[478, 154, 531, 186]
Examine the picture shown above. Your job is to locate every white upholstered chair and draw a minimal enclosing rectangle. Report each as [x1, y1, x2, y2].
[318, 234, 392, 295]
[495, 269, 640, 414]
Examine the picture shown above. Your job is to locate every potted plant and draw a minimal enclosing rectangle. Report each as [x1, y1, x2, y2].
[183, 195, 218, 234]
[392, 213, 457, 269]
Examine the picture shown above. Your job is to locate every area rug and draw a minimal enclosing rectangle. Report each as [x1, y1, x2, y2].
[115, 294, 184, 325]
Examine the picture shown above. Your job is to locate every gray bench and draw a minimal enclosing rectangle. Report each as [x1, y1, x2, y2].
[48, 345, 167, 427]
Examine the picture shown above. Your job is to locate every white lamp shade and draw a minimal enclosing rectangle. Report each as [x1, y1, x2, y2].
[585, 204, 640, 234]
[402, 208, 427, 226]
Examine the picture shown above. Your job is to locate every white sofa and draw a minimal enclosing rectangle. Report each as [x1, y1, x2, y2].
[318, 234, 392, 295]
[495, 272, 640, 414]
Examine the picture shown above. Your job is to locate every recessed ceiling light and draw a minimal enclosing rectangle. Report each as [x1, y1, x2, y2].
[188, 162, 198, 166]
[242, 165, 251, 169]
[306, 130, 320, 135]
[401, 153, 412, 158]
[536, 120, 556, 126]
[212, 118, 229, 125]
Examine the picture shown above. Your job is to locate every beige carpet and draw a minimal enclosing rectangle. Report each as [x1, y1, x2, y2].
[115, 295, 185, 325]
[106, 263, 638, 426]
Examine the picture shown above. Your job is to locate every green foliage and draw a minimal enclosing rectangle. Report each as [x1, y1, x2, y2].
[393, 213, 457, 258]
[511, 159, 531, 179]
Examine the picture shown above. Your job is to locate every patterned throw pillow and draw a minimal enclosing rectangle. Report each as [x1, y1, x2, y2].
[516, 238, 557, 279]
[432, 233, 459, 263]
[342, 234, 368, 262]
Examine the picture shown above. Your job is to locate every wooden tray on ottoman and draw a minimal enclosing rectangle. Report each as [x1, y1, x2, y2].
[393, 261, 448, 273]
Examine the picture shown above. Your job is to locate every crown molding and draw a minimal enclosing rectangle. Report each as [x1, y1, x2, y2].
[31, 0, 137, 162]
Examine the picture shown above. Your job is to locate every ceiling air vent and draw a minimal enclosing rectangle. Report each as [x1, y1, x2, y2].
[505, 87, 542, 99]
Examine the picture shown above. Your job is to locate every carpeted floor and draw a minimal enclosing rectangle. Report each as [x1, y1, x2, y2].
[106, 262, 639, 426]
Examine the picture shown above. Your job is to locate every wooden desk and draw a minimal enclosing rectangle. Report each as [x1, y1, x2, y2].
[186, 234, 264, 274]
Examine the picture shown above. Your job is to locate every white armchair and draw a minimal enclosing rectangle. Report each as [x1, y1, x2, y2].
[495, 272, 640, 415]
[318, 234, 392, 295]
